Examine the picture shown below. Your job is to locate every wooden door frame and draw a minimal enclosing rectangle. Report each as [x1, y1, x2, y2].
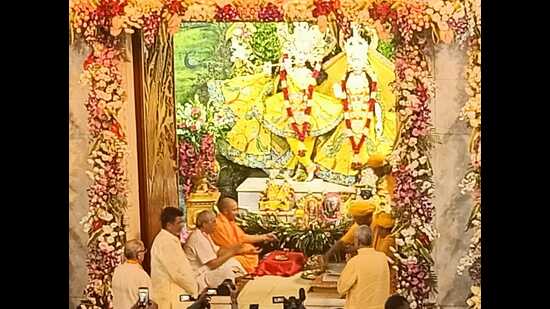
[131, 30, 179, 273]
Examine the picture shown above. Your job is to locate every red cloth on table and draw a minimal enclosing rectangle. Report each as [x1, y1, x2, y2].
[253, 250, 305, 277]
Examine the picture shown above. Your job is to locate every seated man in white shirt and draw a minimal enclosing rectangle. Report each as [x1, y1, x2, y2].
[112, 239, 157, 309]
[184, 210, 255, 289]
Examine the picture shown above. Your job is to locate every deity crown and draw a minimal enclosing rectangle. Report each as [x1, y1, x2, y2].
[280, 22, 333, 63]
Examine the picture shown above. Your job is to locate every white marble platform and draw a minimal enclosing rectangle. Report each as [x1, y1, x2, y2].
[236, 178, 355, 212]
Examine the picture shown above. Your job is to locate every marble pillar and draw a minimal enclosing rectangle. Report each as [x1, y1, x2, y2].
[69, 42, 90, 309]
[431, 44, 475, 308]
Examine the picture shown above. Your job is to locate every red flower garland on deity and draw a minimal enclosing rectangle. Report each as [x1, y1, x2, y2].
[339, 77, 378, 170]
[279, 54, 321, 153]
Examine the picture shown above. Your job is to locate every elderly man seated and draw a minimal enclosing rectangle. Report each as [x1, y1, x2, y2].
[185, 210, 253, 289]
[112, 239, 156, 309]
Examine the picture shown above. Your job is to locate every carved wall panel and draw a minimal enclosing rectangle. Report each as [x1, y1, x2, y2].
[133, 23, 179, 272]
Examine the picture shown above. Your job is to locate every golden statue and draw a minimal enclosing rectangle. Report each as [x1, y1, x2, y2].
[258, 180, 295, 211]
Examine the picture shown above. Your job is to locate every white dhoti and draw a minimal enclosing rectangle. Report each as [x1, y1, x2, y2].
[197, 257, 247, 289]
[185, 230, 247, 290]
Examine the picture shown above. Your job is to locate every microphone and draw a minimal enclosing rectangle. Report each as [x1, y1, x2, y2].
[298, 288, 306, 302]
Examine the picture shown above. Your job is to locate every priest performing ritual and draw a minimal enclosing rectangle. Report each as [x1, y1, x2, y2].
[211, 197, 278, 273]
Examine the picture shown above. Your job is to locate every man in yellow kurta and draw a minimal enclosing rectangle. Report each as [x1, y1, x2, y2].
[337, 225, 390, 309]
[112, 239, 156, 309]
[323, 199, 376, 263]
[151, 207, 199, 308]
[211, 197, 278, 273]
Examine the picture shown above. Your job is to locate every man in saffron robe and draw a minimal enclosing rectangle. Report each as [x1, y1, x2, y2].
[211, 197, 278, 273]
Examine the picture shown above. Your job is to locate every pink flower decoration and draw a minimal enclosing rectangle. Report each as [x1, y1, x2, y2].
[191, 107, 201, 118]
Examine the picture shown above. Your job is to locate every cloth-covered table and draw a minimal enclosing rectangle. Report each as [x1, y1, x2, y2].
[253, 250, 305, 277]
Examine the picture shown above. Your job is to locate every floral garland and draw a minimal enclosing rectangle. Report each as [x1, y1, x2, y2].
[70, 0, 186, 48]
[456, 0, 481, 307]
[178, 134, 217, 196]
[78, 45, 129, 309]
[338, 74, 379, 170]
[389, 38, 438, 308]
[70, 1, 479, 308]
[280, 54, 321, 155]
[70, 0, 472, 49]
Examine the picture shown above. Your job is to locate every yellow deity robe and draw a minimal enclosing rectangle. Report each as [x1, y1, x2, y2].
[208, 73, 293, 169]
[314, 51, 398, 185]
[260, 74, 342, 171]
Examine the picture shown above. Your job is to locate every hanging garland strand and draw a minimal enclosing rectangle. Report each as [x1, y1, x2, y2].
[79, 44, 129, 309]
[457, 0, 481, 308]
[389, 37, 438, 308]
[279, 53, 321, 152]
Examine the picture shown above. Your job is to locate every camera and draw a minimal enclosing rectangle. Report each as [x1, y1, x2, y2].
[137, 287, 149, 308]
[180, 279, 235, 309]
[359, 188, 373, 200]
[215, 279, 236, 296]
[180, 294, 211, 309]
[272, 288, 307, 309]
[180, 295, 194, 302]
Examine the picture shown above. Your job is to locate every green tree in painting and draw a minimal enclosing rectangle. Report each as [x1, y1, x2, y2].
[250, 22, 281, 65]
[173, 22, 232, 107]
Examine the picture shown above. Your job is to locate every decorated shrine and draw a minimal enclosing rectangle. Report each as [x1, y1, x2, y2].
[69, 1, 481, 308]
